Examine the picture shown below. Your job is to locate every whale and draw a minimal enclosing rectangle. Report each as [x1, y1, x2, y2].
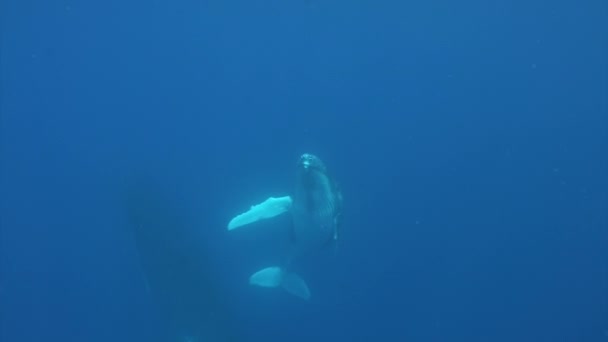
[127, 182, 240, 341]
[227, 153, 342, 300]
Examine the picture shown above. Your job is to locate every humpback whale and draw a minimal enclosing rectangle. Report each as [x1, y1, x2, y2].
[228, 153, 343, 300]
[127, 182, 241, 341]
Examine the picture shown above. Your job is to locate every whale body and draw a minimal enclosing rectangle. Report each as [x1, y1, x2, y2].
[227, 153, 342, 300]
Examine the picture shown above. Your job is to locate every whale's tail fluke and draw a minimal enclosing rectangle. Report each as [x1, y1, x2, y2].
[249, 267, 311, 300]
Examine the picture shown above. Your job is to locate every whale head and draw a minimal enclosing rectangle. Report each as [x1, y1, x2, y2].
[298, 153, 326, 173]
[296, 153, 331, 194]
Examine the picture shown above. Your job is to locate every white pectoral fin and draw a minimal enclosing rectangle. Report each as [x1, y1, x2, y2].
[249, 267, 311, 300]
[227, 196, 292, 230]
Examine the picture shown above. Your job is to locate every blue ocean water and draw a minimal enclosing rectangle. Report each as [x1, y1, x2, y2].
[1, 0, 607, 341]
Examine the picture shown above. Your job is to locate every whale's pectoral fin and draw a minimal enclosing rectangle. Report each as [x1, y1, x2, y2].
[249, 267, 311, 300]
[227, 196, 292, 231]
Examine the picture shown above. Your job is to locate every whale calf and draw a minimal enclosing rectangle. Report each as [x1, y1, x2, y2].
[227, 153, 343, 300]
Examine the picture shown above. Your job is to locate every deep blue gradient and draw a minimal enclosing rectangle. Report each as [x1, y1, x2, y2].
[1, 0, 607, 341]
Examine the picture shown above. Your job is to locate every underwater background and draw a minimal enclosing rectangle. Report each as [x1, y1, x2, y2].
[1, 0, 607, 341]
